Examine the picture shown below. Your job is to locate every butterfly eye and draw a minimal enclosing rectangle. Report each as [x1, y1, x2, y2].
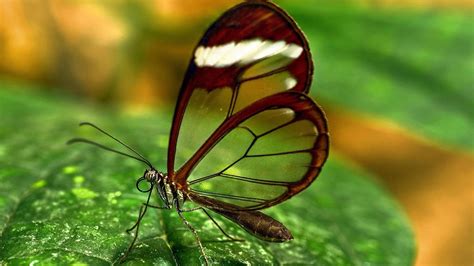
[144, 171, 152, 180]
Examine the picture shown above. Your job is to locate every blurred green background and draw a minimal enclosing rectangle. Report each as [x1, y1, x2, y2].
[0, 0, 473, 265]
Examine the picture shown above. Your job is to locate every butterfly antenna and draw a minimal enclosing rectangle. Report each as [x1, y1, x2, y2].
[69, 122, 154, 168]
[67, 137, 153, 168]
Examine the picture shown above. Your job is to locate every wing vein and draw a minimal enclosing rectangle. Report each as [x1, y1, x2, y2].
[219, 173, 290, 186]
[190, 189, 267, 203]
[257, 120, 294, 138]
[246, 148, 313, 157]
[188, 173, 220, 185]
[239, 65, 288, 84]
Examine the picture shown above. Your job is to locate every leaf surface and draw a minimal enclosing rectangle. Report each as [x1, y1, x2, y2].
[0, 85, 414, 265]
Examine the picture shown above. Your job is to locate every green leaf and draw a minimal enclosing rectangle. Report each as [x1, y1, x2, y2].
[279, 1, 474, 150]
[0, 83, 414, 265]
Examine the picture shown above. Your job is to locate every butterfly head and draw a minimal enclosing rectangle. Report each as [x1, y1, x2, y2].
[143, 168, 163, 183]
[135, 168, 165, 193]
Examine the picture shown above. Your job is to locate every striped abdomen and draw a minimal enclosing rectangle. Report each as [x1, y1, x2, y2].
[189, 194, 293, 242]
[212, 207, 293, 242]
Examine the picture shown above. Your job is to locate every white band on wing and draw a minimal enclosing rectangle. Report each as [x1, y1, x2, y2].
[194, 39, 303, 68]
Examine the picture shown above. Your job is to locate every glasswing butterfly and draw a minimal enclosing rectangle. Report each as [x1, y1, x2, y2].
[68, 0, 329, 264]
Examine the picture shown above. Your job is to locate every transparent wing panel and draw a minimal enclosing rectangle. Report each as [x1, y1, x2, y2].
[241, 54, 294, 80]
[173, 59, 302, 172]
[224, 153, 312, 182]
[187, 105, 323, 209]
[191, 178, 287, 208]
[233, 71, 296, 114]
[241, 108, 294, 135]
[249, 120, 318, 155]
[174, 87, 232, 170]
[188, 127, 253, 182]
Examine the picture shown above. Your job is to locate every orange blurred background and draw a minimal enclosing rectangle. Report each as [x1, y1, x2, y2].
[1, 0, 473, 265]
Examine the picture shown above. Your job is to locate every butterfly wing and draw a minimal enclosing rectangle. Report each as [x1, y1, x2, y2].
[167, 1, 328, 211]
[167, 0, 314, 176]
[178, 92, 328, 211]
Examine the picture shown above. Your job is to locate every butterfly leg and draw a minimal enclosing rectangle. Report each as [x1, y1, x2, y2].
[119, 185, 154, 263]
[119, 204, 146, 263]
[177, 207, 210, 265]
[201, 208, 244, 242]
[177, 206, 203, 212]
[179, 207, 243, 242]
[125, 205, 147, 233]
[124, 203, 170, 234]
[144, 203, 171, 210]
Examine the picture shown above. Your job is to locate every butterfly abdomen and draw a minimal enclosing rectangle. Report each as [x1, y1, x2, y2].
[188, 193, 293, 242]
[213, 208, 293, 242]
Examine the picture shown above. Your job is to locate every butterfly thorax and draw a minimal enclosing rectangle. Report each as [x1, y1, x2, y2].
[144, 169, 185, 209]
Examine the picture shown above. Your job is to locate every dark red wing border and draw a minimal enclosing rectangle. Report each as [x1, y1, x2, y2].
[187, 0, 313, 91]
[167, 0, 314, 178]
[180, 92, 329, 210]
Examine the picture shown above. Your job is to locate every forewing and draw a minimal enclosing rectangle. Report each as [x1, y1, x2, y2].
[178, 92, 329, 211]
[167, 1, 313, 176]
